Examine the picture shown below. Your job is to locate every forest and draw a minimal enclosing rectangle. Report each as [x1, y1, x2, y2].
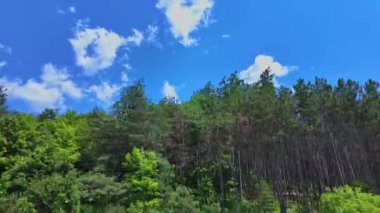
[0, 70, 379, 212]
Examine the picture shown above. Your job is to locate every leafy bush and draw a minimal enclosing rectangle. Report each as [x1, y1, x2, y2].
[321, 186, 380, 213]
[163, 186, 200, 213]
[77, 172, 126, 207]
[0, 195, 36, 213]
[26, 173, 80, 212]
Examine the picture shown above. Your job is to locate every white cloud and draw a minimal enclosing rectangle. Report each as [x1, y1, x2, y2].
[88, 82, 120, 104]
[41, 63, 83, 98]
[123, 63, 132, 71]
[69, 21, 145, 75]
[57, 6, 76, 15]
[121, 71, 129, 83]
[0, 43, 11, 69]
[125, 29, 144, 46]
[121, 63, 131, 83]
[0, 64, 82, 111]
[0, 61, 7, 69]
[146, 25, 159, 42]
[222, 34, 231, 39]
[75, 18, 90, 30]
[162, 81, 178, 100]
[60, 81, 83, 99]
[121, 72, 129, 83]
[41, 64, 69, 85]
[238, 55, 298, 85]
[69, 27, 126, 75]
[156, 0, 214, 47]
[146, 25, 162, 47]
[0, 77, 64, 111]
[69, 6, 76, 13]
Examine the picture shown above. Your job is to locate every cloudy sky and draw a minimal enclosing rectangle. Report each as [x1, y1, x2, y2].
[0, 0, 379, 112]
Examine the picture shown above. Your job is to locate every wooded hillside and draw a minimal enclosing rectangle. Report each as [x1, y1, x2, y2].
[0, 70, 379, 212]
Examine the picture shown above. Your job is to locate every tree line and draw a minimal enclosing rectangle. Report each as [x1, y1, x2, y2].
[0, 69, 379, 212]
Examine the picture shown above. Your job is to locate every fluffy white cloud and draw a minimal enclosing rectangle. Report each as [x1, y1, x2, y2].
[156, 0, 214, 47]
[41, 64, 83, 98]
[69, 27, 126, 75]
[0, 77, 64, 111]
[69, 20, 144, 75]
[69, 23, 144, 75]
[60, 81, 83, 99]
[88, 82, 120, 104]
[69, 20, 165, 76]
[0, 64, 82, 111]
[0, 61, 6, 69]
[238, 55, 298, 85]
[41, 64, 68, 84]
[162, 81, 178, 100]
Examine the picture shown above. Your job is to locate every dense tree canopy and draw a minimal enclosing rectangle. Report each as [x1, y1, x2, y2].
[0, 70, 379, 212]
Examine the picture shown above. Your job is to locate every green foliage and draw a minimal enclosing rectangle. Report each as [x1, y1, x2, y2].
[127, 199, 161, 213]
[231, 199, 260, 213]
[76, 108, 110, 172]
[122, 147, 176, 208]
[0, 72, 380, 212]
[113, 81, 155, 149]
[0, 112, 82, 177]
[123, 148, 160, 204]
[156, 155, 176, 195]
[0, 114, 38, 165]
[255, 181, 278, 212]
[38, 108, 58, 121]
[80, 204, 127, 213]
[162, 186, 200, 213]
[195, 176, 218, 205]
[26, 173, 80, 212]
[77, 172, 126, 207]
[0, 113, 83, 212]
[321, 186, 380, 213]
[0, 195, 36, 213]
[225, 180, 279, 213]
[200, 202, 223, 213]
[113, 80, 148, 118]
[36, 118, 81, 171]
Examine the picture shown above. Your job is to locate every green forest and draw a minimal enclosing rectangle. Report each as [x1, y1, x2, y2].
[0, 70, 379, 212]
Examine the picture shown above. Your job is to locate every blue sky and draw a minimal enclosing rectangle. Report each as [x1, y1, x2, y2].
[0, 0, 379, 113]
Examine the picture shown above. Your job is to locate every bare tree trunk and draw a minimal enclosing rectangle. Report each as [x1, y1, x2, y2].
[216, 127, 225, 210]
[238, 150, 243, 200]
[329, 130, 345, 185]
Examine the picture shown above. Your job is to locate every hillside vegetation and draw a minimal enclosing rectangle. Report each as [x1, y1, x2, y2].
[0, 70, 380, 212]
